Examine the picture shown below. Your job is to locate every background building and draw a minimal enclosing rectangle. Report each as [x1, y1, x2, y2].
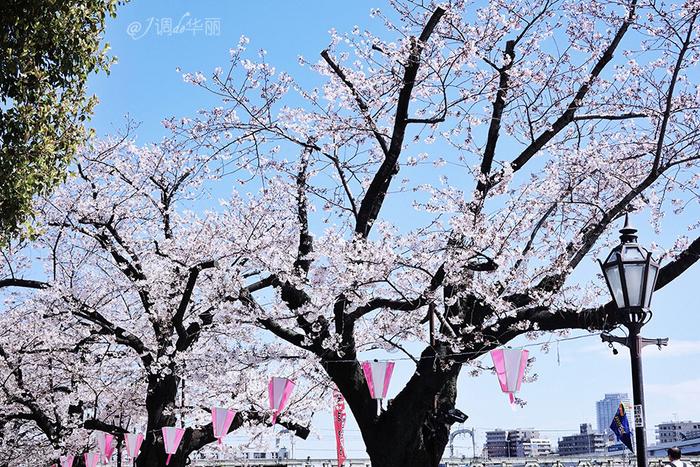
[485, 430, 510, 458]
[508, 430, 539, 457]
[656, 421, 700, 444]
[596, 393, 631, 435]
[523, 438, 553, 457]
[485, 429, 550, 458]
[558, 424, 606, 456]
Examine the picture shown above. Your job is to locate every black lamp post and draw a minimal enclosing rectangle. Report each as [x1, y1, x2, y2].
[598, 215, 668, 467]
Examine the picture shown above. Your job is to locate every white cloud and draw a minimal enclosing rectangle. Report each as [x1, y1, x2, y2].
[646, 378, 700, 421]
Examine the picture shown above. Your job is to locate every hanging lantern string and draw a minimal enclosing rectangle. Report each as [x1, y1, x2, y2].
[78, 333, 597, 439]
[306, 332, 600, 364]
[323, 333, 600, 364]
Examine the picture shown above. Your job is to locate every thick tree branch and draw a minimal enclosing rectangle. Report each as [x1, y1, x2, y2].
[355, 7, 445, 237]
[508, 0, 638, 174]
[656, 235, 700, 290]
[238, 286, 316, 351]
[510, 233, 700, 333]
[572, 112, 647, 121]
[187, 410, 310, 453]
[348, 264, 445, 321]
[222, 280, 317, 352]
[175, 307, 214, 352]
[83, 419, 128, 436]
[530, 302, 619, 332]
[71, 301, 154, 369]
[294, 145, 314, 275]
[653, 14, 696, 173]
[258, 318, 309, 349]
[0, 278, 49, 289]
[478, 39, 516, 193]
[173, 260, 217, 347]
[246, 275, 277, 293]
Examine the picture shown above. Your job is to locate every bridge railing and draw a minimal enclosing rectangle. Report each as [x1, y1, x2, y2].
[444, 456, 700, 467]
[193, 456, 700, 467]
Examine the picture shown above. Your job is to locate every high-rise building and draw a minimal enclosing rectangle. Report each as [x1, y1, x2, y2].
[558, 423, 606, 456]
[596, 393, 631, 435]
[485, 430, 509, 458]
[656, 421, 700, 444]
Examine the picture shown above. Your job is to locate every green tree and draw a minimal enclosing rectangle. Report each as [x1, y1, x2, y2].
[0, 0, 124, 242]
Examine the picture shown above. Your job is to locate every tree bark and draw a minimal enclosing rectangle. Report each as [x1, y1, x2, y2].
[136, 374, 181, 467]
[362, 372, 459, 467]
[334, 345, 461, 467]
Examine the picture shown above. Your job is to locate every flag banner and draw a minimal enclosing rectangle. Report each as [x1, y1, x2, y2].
[610, 403, 634, 452]
[333, 389, 347, 467]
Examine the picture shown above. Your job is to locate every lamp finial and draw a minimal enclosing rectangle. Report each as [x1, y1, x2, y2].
[619, 213, 638, 243]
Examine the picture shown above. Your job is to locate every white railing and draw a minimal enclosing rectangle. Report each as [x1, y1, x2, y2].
[192, 456, 700, 467]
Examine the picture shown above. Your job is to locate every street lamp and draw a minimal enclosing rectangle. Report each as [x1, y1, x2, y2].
[598, 215, 667, 467]
[599, 215, 660, 321]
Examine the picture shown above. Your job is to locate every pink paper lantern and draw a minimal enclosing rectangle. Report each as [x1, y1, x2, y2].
[268, 377, 295, 425]
[124, 433, 144, 461]
[361, 361, 394, 399]
[211, 407, 236, 444]
[490, 348, 529, 405]
[96, 431, 115, 462]
[162, 426, 186, 465]
[83, 452, 100, 467]
[59, 455, 74, 467]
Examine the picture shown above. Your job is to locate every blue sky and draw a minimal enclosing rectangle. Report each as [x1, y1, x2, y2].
[87, 1, 700, 459]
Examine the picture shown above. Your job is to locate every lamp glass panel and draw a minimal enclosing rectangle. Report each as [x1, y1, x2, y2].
[604, 265, 625, 308]
[622, 246, 646, 261]
[643, 263, 659, 308]
[605, 249, 619, 265]
[623, 263, 645, 307]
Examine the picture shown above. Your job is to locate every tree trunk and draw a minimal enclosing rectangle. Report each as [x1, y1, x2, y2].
[364, 370, 458, 467]
[136, 373, 185, 467]
[335, 344, 460, 467]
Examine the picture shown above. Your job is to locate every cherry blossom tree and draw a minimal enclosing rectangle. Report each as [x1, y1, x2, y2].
[170, 0, 700, 465]
[0, 300, 147, 466]
[0, 136, 315, 466]
[3, 0, 700, 466]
